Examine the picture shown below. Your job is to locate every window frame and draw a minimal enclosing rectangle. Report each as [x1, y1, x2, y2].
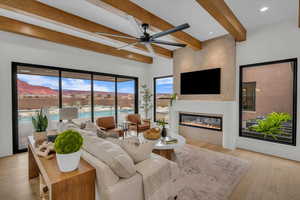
[239, 58, 297, 146]
[12, 62, 138, 153]
[242, 81, 256, 112]
[153, 75, 173, 123]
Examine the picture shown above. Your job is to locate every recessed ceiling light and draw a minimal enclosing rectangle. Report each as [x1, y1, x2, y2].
[259, 6, 269, 12]
[209, 32, 214, 35]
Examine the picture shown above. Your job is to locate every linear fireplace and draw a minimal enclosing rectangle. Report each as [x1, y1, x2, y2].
[179, 113, 222, 131]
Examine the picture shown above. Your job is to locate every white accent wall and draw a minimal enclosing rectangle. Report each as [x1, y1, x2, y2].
[0, 31, 172, 157]
[170, 100, 237, 150]
[236, 18, 300, 161]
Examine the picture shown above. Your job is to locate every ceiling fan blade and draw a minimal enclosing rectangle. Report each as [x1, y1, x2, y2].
[117, 42, 140, 50]
[151, 40, 186, 47]
[95, 32, 138, 40]
[150, 23, 190, 39]
[127, 15, 144, 37]
[145, 43, 156, 57]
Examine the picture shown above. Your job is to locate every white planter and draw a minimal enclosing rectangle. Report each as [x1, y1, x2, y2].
[56, 150, 82, 172]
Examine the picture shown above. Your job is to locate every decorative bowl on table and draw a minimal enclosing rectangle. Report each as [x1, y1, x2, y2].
[143, 128, 161, 140]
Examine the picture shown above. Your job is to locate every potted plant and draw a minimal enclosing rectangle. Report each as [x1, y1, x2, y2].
[140, 84, 153, 120]
[32, 108, 48, 145]
[170, 93, 178, 107]
[54, 130, 83, 172]
[157, 119, 167, 138]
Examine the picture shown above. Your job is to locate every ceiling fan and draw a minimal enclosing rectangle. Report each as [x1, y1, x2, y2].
[95, 16, 190, 57]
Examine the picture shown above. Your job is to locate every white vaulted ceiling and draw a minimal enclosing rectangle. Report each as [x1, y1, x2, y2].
[225, 0, 298, 30]
[0, 0, 298, 57]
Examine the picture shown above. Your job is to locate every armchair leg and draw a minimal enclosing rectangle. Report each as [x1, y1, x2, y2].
[174, 195, 177, 200]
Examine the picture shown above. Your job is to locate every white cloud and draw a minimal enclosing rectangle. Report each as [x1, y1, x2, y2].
[156, 77, 173, 85]
[94, 85, 110, 92]
[62, 78, 91, 91]
[18, 74, 59, 89]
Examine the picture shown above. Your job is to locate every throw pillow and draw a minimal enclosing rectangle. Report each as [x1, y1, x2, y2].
[82, 134, 136, 178]
[108, 136, 155, 164]
[84, 121, 98, 132]
[96, 129, 119, 139]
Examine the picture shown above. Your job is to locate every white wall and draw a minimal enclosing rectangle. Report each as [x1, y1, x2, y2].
[145, 56, 173, 121]
[0, 31, 171, 157]
[236, 18, 300, 161]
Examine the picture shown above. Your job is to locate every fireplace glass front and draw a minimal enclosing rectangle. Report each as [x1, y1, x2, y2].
[179, 113, 222, 131]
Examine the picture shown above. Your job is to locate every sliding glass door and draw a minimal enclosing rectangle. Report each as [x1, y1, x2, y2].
[12, 63, 138, 153]
[62, 71, 92, 122]
[117, 77, 136, 122]
[93, 75, 116, 119]
[15, 66, 59, 151]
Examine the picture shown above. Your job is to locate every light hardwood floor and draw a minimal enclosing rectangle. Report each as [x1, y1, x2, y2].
[1, 140, 300, 200]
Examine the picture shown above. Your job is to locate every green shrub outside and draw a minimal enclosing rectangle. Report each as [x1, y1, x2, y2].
[249, 112, 291, 140]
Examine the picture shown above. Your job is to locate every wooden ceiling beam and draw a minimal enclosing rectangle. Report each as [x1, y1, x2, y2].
[90, 0, 202, 50]
[0, 16, 152, 64]
[0, 0, 172, 58]
[195, 0, 246, 41]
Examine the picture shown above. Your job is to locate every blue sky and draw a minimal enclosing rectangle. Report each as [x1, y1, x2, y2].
[156, 77, 173, 94]
[18, 74, 135, 93]
[17, 74, 172, 94]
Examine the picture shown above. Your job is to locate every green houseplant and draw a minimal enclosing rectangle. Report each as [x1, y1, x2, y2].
[249, 112, 291, 140]
[170, 93, 178, 106]
[54, 130, 83, 172]
[157, 119, 167, 138]
[32, 108, 48, 144]
[140, 84, 153, 120]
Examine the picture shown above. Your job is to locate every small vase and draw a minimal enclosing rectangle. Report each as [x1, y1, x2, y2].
[161, 127, 167, 138]
[56, 150, 82, 172]
[33, 131, 47, 146]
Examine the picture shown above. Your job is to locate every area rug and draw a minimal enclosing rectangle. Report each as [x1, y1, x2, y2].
[169, 145, 250, 200]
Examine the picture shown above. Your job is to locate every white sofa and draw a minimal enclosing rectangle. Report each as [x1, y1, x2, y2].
[74, 126, 180, 200]
[82, 150, 179, 200]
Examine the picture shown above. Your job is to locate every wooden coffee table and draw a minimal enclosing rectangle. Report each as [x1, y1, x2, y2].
[152, 135, 186, 160]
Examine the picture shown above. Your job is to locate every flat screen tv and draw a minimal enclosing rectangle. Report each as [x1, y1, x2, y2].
[180, 68, 221, 95]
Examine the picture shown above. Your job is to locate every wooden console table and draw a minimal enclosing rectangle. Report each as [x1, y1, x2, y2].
[28, 136, 96, 200]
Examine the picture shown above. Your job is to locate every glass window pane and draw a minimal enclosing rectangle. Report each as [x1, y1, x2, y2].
[155, 77, 173, 122]
[117, 78, 136, 123]
[240, 61, 296, 145]
[93, 75, 116, 120]
[62, 71, 92, 122]
[17, 66, 59, 150]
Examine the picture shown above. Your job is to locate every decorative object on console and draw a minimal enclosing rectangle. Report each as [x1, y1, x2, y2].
[32, 108, 48, 146]
[54, 129, 83, 172]
[157, 119, 167, 138]
[36, 141, 55, 160]
[143, 128, 161, 140]
[46, 129, 58, 143]
[140, 84, 153, 120]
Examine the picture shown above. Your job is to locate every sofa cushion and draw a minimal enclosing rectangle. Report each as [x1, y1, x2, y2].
[108, 137, 155, 164]
[82, 134, 136, 178]
[96, 129, 119, 139]
[84, 121, 98, 132]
